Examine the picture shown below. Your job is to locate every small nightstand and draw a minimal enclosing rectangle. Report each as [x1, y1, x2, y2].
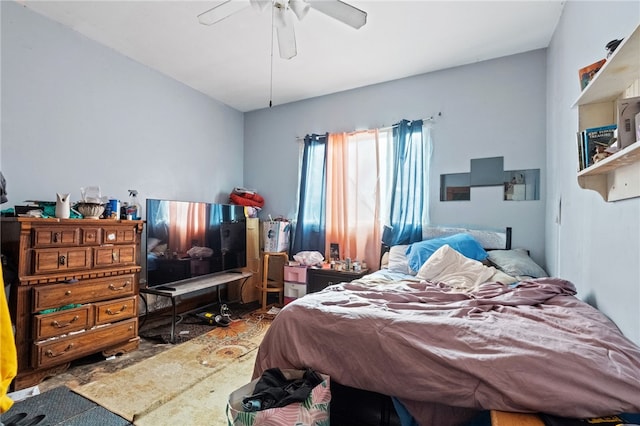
[307, 268, 369, 294]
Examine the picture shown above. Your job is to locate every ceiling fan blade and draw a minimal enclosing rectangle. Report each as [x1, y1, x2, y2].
[289, 0, 311, 21]
[198, 0, 251, 25]
[249, 0, 271, 12]
[308, 0, 367, 29]
[274, 7, 297, 59]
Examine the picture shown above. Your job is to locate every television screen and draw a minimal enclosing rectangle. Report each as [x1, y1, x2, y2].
[145, 199, 246, 287]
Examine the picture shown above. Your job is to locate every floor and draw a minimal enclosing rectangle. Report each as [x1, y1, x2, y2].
[25, 301, 261, 395]
[7, 299, 407, 426]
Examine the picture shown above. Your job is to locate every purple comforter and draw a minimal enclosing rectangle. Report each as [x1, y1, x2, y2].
[253, 275, 640, 425]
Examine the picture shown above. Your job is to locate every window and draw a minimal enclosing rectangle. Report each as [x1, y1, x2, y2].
[293, 121, 430, 270]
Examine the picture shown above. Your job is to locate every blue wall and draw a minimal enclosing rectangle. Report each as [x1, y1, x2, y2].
[546, 1, 640, 344]
[1, 1, 244, 209]
[244, 50, 548, 267]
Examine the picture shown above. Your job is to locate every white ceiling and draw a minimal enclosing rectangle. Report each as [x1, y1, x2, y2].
[17, 0, 565, 112]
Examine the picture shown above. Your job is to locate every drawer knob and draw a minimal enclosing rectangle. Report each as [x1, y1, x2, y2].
[45, 343, 74, 358]
[112, 252, 118, 261]
[65, 290, 72, 296]
[59, 255, 66, 265]
[52, 316, 79, 328]
[108, 281, 129, 291]
[106, 305, 127, 315]
[54, 232, 61, 243]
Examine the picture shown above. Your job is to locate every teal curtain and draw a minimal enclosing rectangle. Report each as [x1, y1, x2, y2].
[292, 134, 327, 254]
[384, 119, 429, 245]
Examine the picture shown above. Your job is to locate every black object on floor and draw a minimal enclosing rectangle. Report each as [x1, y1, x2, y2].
[0, 386, 132, 426]
[330, 381, 401, 426]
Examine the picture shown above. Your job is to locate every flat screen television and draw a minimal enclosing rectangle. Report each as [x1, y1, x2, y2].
[145, 199, 247, 288]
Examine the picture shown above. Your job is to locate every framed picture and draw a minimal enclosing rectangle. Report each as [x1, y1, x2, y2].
[330, 243, 340, 261]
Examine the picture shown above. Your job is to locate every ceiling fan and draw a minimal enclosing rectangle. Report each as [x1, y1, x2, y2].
[198, 0, 367, 60]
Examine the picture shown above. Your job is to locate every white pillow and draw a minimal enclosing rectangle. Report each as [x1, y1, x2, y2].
[416, 245, 495, 292]
[487, 248, 548, 278]
[386, 245, 413, 275]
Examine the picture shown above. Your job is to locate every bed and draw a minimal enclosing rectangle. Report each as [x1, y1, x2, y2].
[252, 227, 640, 425]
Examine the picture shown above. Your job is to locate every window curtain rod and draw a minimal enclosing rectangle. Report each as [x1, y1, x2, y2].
[295, 112, 442, 142]
[378, 112, 442, 131]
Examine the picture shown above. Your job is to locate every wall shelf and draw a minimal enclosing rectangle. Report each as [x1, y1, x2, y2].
[573, 23, 640, 201]
[573, 25, 640, 108]
[577, 142, 640, 201]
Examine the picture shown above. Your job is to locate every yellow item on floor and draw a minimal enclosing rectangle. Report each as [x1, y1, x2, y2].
[1, 266, 18, 413]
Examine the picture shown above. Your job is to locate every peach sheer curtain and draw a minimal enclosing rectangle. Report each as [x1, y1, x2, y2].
[168, 202, 207, 254]
[326, 130, 383, 271]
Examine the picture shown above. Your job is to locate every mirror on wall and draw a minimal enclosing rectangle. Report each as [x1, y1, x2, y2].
[440, 173, 471, 201]
[503, 169, 540, 201]
[440, 156, 540, 201]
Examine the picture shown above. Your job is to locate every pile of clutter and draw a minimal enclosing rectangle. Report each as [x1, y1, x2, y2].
[229, 187, 264, 218]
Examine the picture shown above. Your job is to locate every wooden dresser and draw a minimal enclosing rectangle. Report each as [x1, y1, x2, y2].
[1, 217, 144, 390]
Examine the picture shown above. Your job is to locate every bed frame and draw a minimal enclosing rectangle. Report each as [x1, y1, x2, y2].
[381, 226, 512, 266]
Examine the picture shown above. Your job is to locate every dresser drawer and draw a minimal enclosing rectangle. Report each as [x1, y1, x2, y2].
[32, 274, 136, 312]
[81, 227, 102, 245]
[32, 247, 93, 275]
[103, 226, 137, 244]
[32, 226, 81, 248]
[94, 245, 137, 267]
[94, 296, 137, 325]
[32, 318, 138, 369]
[33, 305, 93, 340]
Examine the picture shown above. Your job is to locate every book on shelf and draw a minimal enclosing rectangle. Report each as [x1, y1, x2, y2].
[583, 124, 617, 168]
[576, 131, 585, 171]
[578, 58, 606, 90]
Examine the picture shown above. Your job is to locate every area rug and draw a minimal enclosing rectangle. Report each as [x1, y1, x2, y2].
[73, 314, 270, 423]
[0, 386, 133, 426]
[134, 345, 259, 425]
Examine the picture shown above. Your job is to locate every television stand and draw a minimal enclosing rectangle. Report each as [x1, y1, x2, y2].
[140, 271, 252, 343]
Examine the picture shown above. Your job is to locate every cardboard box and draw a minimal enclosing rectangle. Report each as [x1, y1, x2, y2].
[263, 220, 290, 253]
[617, 96, 640, 148]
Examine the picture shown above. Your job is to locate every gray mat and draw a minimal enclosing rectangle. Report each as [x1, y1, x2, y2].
[1, 386, 132, 426]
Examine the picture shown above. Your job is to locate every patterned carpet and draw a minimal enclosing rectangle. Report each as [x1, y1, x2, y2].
[73, 314, 271, 422]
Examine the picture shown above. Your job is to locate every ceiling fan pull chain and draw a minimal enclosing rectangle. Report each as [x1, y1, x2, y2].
[269, 3, 275, 108]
